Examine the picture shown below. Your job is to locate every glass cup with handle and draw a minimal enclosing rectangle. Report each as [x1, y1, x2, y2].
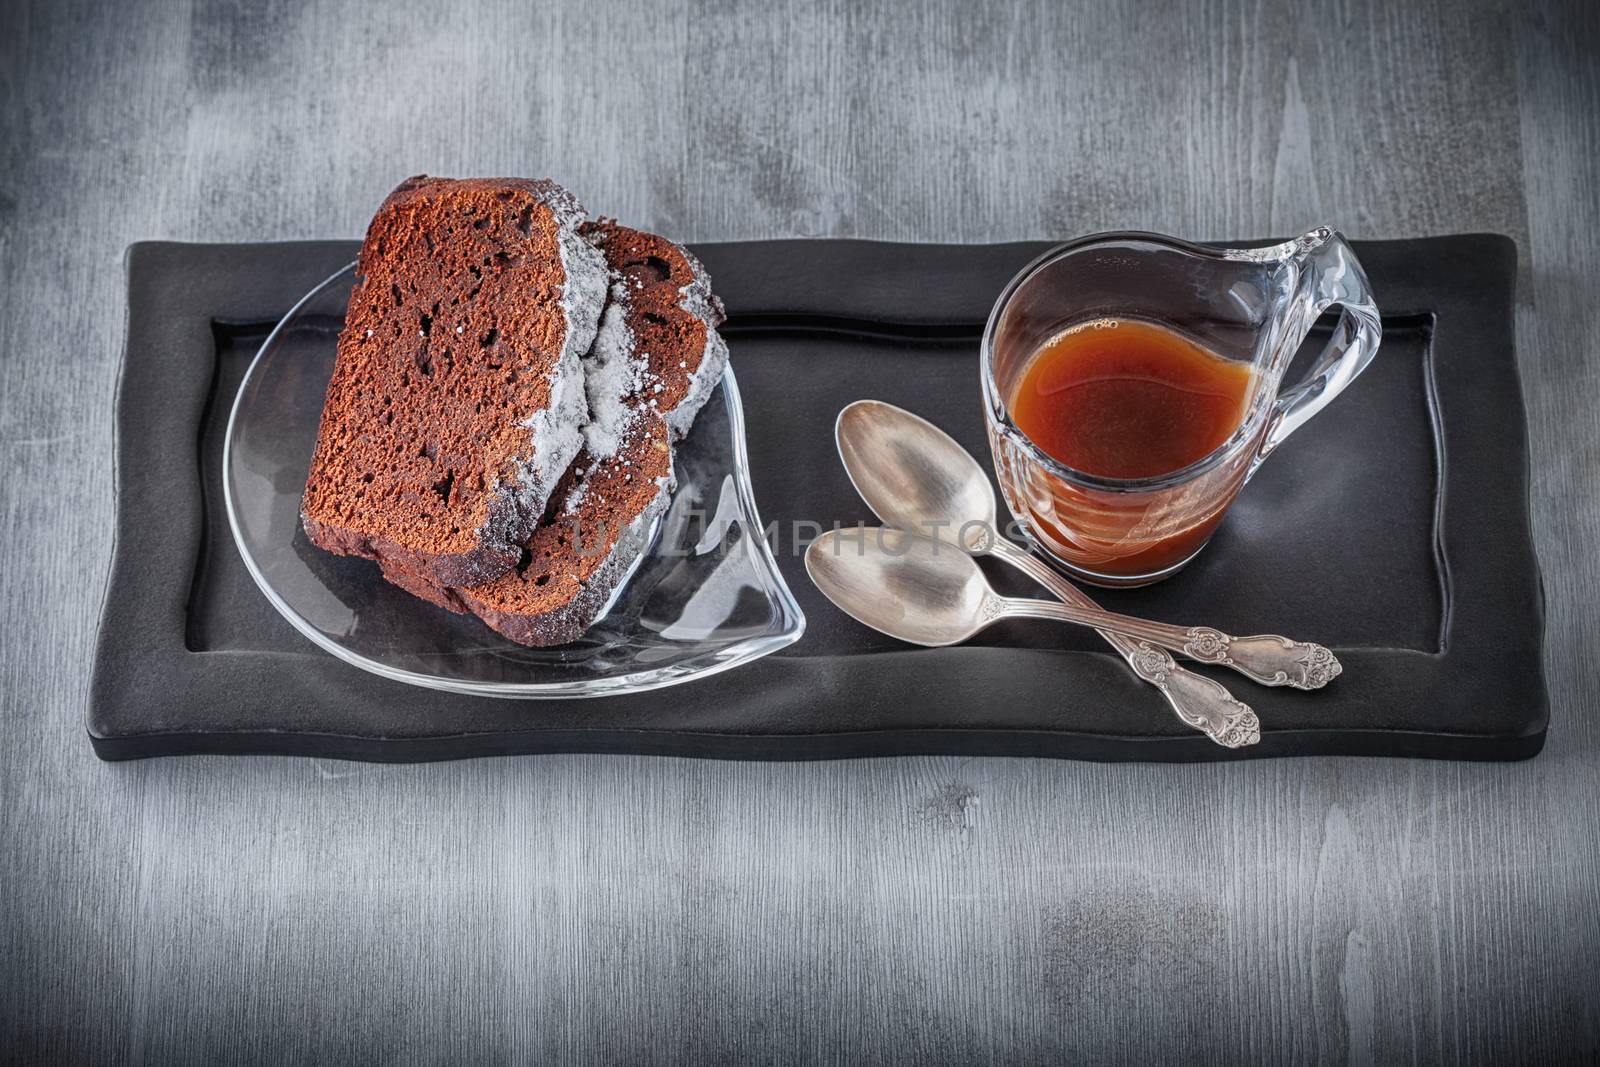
[981, 227, 1382, 587]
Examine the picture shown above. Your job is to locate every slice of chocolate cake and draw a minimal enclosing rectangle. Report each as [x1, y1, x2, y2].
[301, 175, 606, 589]
[446, 224, 730, 646]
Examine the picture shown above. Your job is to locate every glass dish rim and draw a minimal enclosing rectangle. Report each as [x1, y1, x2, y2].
[979, 229, 1305, 494]
[221, 261, 806, 700]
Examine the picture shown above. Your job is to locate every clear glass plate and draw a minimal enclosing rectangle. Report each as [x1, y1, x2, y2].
[223, 263, 805, 698]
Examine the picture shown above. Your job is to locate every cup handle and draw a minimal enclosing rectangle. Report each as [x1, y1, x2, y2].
[1254, 229, 1382, 469]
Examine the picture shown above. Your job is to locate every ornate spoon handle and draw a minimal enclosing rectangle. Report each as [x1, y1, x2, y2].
[986, 540, 1340, 691]
[1118, 638, 1261, 748]
[984, 540, 1259, 747]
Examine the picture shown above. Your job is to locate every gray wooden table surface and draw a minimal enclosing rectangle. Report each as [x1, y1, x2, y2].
[3, 0, 1597, 1063]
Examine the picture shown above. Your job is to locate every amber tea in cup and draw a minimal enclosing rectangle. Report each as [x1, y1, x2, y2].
[1009, 318, 1255, 480]
[982, 228, 1382, 587]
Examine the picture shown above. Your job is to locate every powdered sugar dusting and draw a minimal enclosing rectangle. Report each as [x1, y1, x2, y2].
[579, 283, 648, 458]
[662, 245, 730, 440]
[561, 473, 591, 516]
[674, 245, 723, 327]
[547, 191, 607, 368]
[521, 365, 585, 500]
[505, 182, 606, 518]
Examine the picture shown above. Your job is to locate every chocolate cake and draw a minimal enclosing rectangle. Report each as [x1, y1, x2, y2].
[439, 221, 730, 645]
[301, 176, 607, 589]
[306, 182, 729, 647]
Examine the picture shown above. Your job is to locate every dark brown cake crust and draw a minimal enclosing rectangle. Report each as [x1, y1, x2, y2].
[301, 176, 604, 588]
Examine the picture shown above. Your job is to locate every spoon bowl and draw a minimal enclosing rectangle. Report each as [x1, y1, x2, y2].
[804, 528, 990, 647]
[836, 401, 999, 545]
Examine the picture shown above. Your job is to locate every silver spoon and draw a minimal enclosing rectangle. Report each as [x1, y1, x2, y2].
[806, 528, 1260, 748]
[833, 399, 1341, 691]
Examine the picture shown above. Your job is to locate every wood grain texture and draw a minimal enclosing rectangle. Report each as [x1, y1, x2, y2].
[1, 0, 1596, 1063]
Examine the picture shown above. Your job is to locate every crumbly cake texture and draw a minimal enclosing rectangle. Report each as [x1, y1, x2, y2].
[373, 409, 675, 630]
[300, 175, 606, 588]
[309, 186, 730, 647]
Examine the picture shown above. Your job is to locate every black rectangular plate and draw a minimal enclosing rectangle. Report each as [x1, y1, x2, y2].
[91, 236, 1546, 761]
